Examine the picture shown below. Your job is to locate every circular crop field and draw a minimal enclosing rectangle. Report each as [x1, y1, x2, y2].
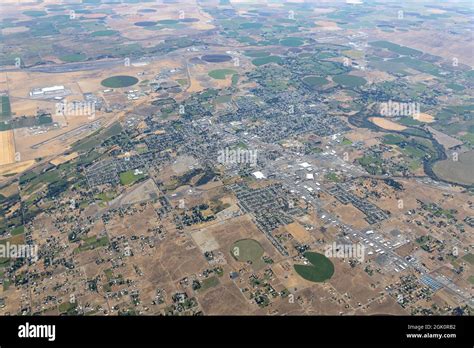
[287, 47, 302, 54]
[134, 21, 157, 27]
[302, 76, 329, 88]
[157, 19, 179, 25]
[231, 239, 264, 265]
[280, 37, 305, 47]
[294, 252, 334, 282]
[201, 54, 232, 63]
[208, 69, 237, 80]
[101, 75, 139, 88]
[332, 74, 367, 88]
[138, 9, 157, 13]
[180, 18, 199, 23]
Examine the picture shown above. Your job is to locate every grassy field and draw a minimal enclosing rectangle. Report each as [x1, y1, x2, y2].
[302, 76, 329, 88]
[120, 170, 145, 185]
[433, 150, 474, 186]
[198, 276, 219, 292]
[382, 134, 407, 145]
[1, 96, 12, 120]
[280, 37, 305, 47]
[333, 74, 366, 88]
[244, 50, 270, 58]
[60, 53, 87, 63]
[370, 40, 422, 56]
[91, 30, 118, 37]
[294, 252, 334, 282]
[74, 235, 109, 254]
[231, 239, 265, 269]
[252, 56, 282, 66]
[72, 122, 123, 152]
[462, 253, 474, 265]
[208, 69, 237, 80]
[325, 172, 341, 182]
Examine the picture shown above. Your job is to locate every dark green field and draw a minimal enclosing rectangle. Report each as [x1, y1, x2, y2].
[302, 76, 329, 88]
[252, 56, 282, 66]
[101, 75, 139, 88]
[280, 37, 305, 47]
[0, 96, 12, 120]
[333, 74, 366, 88]
[294, 252, 335, 282]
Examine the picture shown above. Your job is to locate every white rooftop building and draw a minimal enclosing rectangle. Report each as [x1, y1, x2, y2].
[30, 85, 65, 97]
[252, 171, 265, 179]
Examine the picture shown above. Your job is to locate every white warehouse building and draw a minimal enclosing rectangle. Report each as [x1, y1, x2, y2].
[29, 85, 65, 97]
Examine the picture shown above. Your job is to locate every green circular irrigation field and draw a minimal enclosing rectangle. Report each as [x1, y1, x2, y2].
[231, 239, 264, 264]
[294, 252, 335, 282]
[332, 74, 367, 88]
[302, 75, 329, 88]
[101, 75, 139, 88]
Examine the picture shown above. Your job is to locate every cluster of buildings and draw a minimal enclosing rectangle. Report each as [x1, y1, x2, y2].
[328, 183, 390, 224]
[230, 183, 306, 256]
[85, 151, 169, 188]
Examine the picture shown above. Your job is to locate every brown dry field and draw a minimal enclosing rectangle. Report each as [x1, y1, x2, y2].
[354, 294, 408, 315]
[0, 181, 18, 197]
[345, 127, 382, 143]
[49, 152, 78, 166]
[158, 235, 207, 282]
[329, 202, 369, 230]
[0, 160, 35, 176]
[369, 117, 407, 131]
[432, 289, 461, 309]
[207, 214, 285, 267]
[0, 130, 16, 166]
[297, 285, 348, 315]
[197, 281, 255, 315]
[314, 20, 341, 31]
[283, 221, 313, 244]
[187, 60, 238, 93]
[359, 70, 395, 84]
[328, 258, 382, 308]
[427, 126, 464, 150]
[416, 113, 435, 123]
[106, 2, 215, 42]
[272, 260, 315, 293]
[375, 28, 474, 67]
[1, 26, 29, 35]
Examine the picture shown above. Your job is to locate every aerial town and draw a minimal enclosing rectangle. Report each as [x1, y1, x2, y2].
[0, 0, 472, 319]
